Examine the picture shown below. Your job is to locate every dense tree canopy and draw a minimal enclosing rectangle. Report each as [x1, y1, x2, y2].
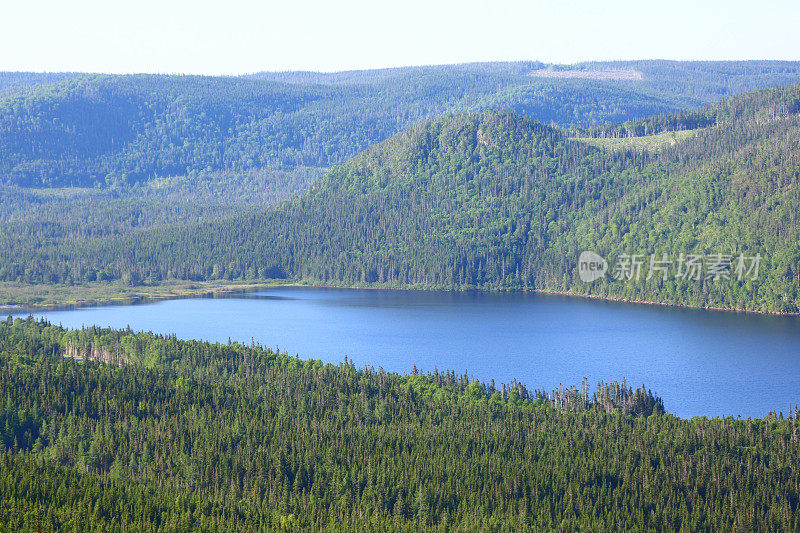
[2, 62, 800, 531]
[4, 61, 800, 187]
[0, 317, 797, 530]
[4, 84, 797, 312]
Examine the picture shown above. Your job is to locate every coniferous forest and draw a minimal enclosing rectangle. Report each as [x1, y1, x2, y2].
[2, 61, 800, 531]
[2, 75, 799, 312]
[0, 317, 798, 531]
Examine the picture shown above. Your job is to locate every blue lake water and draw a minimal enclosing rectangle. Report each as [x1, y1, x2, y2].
[12, 287, 800, 418]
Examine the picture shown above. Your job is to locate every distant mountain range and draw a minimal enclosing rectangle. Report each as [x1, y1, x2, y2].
[3, 78, 796, 313]
[3, 61, 800, 188]
[1, 62, 799, 312]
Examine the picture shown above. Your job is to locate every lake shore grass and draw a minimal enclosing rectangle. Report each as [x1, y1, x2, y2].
[1, 278, 797, 317]
[0, 279, 294, 311]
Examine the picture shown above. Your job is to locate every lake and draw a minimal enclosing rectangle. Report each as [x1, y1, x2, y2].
[12, 287, 800, 418]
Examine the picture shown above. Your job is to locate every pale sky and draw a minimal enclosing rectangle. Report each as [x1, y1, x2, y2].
[2, 0, 799, 75]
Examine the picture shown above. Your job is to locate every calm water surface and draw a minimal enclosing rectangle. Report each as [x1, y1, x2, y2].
[13, 287, 800, 418]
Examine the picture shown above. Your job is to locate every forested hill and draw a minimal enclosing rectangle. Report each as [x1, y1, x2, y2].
[39, 83, 797, 313]
[250, 60, 800, 98]
[0, 72, 81, 95]
[0, 317, 798, 530]
[4, 61, 800, 187]
[2, 78, 800, 312]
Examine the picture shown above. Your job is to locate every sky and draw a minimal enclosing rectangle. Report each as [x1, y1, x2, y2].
[2, 0, 799, 75]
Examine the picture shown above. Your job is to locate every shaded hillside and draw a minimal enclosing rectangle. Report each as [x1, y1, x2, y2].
[58, 84, 798, 313]
[2, 83, 800, 312]
[4, 61, 800, 188]
[0, 72, 80, 95]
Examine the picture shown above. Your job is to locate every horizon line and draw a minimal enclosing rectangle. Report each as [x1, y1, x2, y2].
[3, 58, 800, 78]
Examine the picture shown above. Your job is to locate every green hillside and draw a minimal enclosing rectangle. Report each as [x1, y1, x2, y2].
[2, 67, 800, 313]
[0, 317, 797, 530]
[25, 83, 792, 313]
[4, 61, 800, 188]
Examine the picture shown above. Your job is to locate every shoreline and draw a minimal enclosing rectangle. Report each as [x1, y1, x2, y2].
[280, 282, 800, 317]
[0, 280, 293, 313]
[2, 279, 798, 317]
[278, 280, 800, 316]
[531, 289, 800, 317]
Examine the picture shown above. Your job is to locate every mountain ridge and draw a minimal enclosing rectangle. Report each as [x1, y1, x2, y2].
[147, 85, 800, 312]
[1, 77, 799, 313]
[4, 61, 800, 188]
